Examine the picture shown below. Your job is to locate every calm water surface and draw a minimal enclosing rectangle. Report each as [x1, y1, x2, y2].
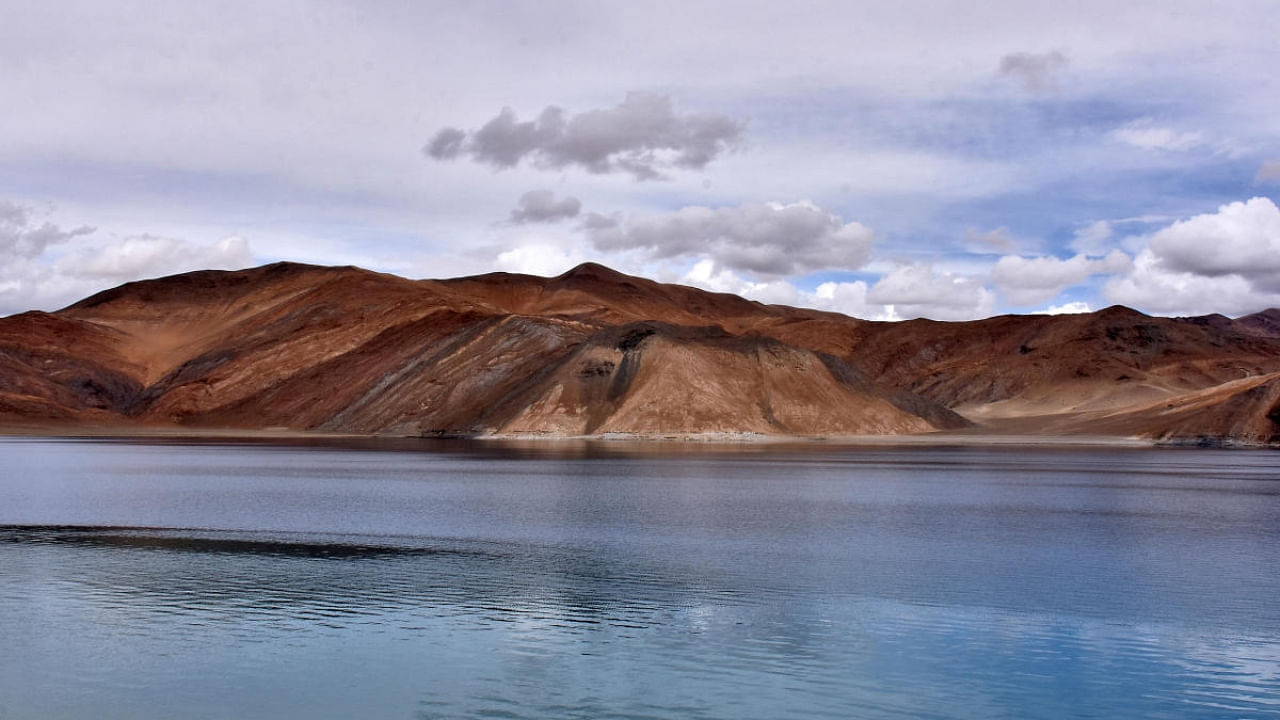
[1, 437, 1278, 719]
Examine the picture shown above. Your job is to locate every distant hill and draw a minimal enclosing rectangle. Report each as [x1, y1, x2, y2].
[3, 261, 1279, 444]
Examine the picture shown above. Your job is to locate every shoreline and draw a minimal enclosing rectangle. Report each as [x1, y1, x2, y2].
[0, 422, 1167, 449]
[479, 430, 1158, 448]
[2, 421, 1274, 449]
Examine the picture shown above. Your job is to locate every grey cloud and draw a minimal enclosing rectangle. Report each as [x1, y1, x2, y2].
[579, 212, 620, 231]
[998, 51, 1067, 91]
[469, 107, 565, 168]
[0, 200, 94, 261]
[426, 92, 745, 181]
[509, 190, 581, 224]
[425, 127, 466, 160]
[0, 202, 20, 224]
[585, 201, 873, 277]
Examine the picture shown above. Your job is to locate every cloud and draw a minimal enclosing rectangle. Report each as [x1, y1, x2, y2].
[1070, 220, 1114, 255]
[682, 258, 1005, 322]
[1144, 197, 1280, 280]
[579, 211, 620, 231]
[991, 250, 1130, 306]
[1256, 160, 1280, 184]
[865, 264, 996, 321]
[677, 260, 901, 321]
[425, 92, 745, 181]
[965, 227, 1018, 253]
[1105, 250, 1280, 316]
[1037, 301, 1092, 315]
[1, 201, 98, 313]
[1109, 118, 1205, 152]
[508, 190, 581, 224]
[997, 51, 1067, 91]
[424, 127, 466, 160]
[493, 243, 586, 277]
[3, 3, 1277, 323]
[812, 280, 887, 320]
[1105, 197, 1280, 315]
[681, 258, 804, 306]
[1, 199, 254, 315]
[585, 200, 874, 277]
[54, 234, 252, 283]
[1, 200, 94, 261]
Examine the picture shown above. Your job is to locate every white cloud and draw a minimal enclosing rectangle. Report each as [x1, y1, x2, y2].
[865, 264, 997, 321]
[991, 250, 1130, 306]
[680, 258, 803, 306]
[1109, 118, 1205, 152]
[0, 200, 96, 314]
[1037, 301, 1091, 315]
[426, 92, 745, 181]
[1104, 197, 1280, 315]
[1145, 197, 1280, 280]
[586, 200, 874, 277]
[679, 259, 994, 321]
[1105, 249, 1280, 316]
[1070, 220, 1114, 255]
[493, 237, 587, 277]
[0, 199, 255, 315]
[681, 257, 752, 294]
[55, 234, 251, 283]
[813, 280, 900, 321]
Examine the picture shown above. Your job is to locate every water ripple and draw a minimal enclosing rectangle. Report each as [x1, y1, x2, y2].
[4, 441, 1280, 719]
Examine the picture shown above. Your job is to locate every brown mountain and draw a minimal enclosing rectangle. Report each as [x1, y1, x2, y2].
[2, 261, 1279, 444]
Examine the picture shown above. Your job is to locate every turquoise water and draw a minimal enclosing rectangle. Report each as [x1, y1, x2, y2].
[1, 437, 1278, 719]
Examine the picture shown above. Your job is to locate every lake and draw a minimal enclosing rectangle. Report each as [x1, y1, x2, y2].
[1, 436, 1278, 719]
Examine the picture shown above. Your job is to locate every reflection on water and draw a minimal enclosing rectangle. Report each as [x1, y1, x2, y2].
[1, 438, 1279, 719]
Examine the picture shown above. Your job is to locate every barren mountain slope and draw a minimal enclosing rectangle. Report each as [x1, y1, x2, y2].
[441, 262, 875, 357]
[1015, 371, 1280, 444]
[0, 311, 144, 425]
[0, 262, 959, 436]
[841, 306, 1280, 423]
[60, 263, 480, 388]
[1235, 308, 1280, 339]
[2, 261, 1280, 442]
[496, 323, 967, 437]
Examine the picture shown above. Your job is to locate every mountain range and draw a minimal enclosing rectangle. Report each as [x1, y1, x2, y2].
[3, 261, 1279, 444]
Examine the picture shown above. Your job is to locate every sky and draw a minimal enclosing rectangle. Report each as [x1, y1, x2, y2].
[2, 0, 1279, 320]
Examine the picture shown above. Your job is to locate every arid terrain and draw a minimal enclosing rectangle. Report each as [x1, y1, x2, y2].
[3, 261, 1279, 444]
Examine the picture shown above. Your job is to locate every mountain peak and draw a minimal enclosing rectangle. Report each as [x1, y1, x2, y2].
[1095, 304, 1149, 320]
[1234, 308, 1280, 338]
[555, 262, 634, 283]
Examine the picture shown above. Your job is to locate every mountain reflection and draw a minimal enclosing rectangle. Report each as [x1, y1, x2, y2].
[1, 525, 751, 635]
